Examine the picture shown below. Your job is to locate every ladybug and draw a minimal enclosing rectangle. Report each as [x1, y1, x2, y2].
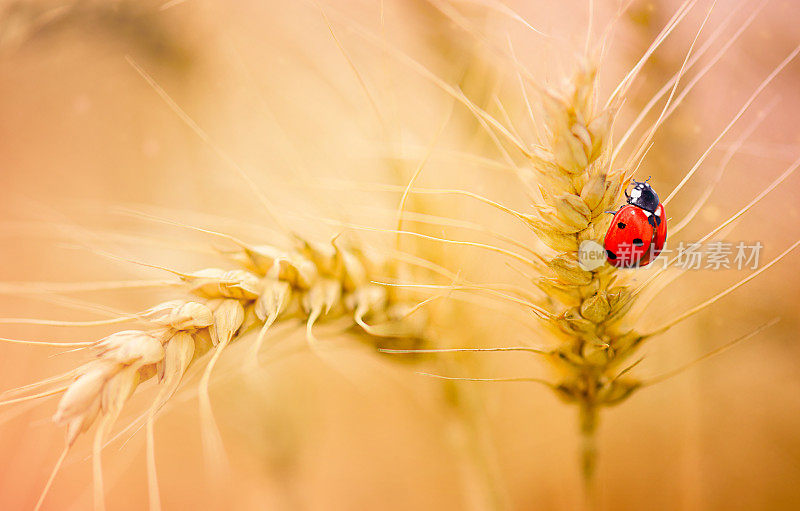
[604, 179, 667, 268]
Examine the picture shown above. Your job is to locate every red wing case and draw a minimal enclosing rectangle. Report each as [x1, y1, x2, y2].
[604, 206, 655, 268]
[637, 203, 667, 266]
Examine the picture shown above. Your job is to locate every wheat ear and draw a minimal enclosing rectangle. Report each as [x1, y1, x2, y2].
[17, 234, 422, 511]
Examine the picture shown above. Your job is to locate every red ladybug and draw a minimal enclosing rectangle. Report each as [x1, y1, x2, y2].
[604, 179, 667, 268]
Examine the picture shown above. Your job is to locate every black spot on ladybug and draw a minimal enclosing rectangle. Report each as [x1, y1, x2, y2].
[617, 222, 626, 229]
[606, 250, 617, 260]
[632, 238, 644, 246]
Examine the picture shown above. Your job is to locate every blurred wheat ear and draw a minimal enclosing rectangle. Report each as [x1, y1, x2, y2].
[3, 221, 427, 511]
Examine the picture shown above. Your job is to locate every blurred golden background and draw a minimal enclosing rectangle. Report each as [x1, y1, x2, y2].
[1, 0, 799, 510]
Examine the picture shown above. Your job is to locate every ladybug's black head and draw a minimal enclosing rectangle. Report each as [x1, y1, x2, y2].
[627, 179, 659, 213]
